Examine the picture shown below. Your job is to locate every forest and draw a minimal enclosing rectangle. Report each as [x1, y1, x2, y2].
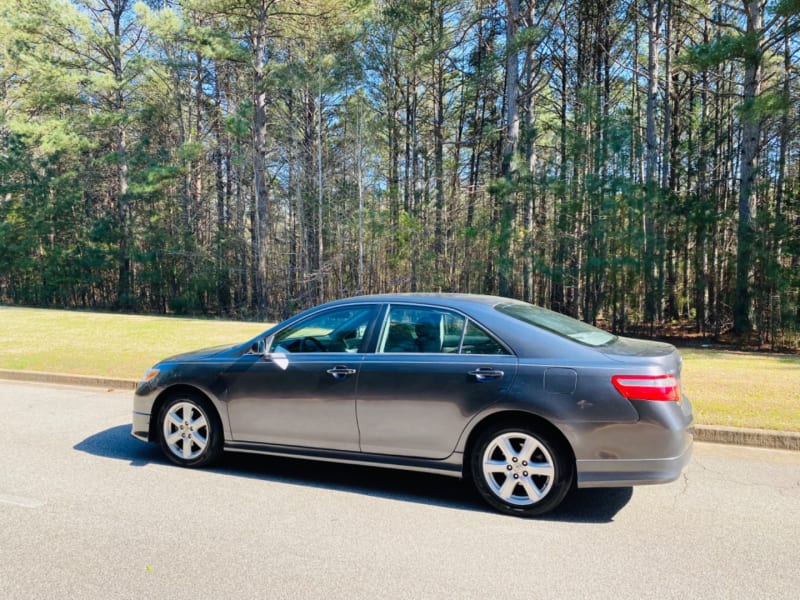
[0, 0, 798, 346]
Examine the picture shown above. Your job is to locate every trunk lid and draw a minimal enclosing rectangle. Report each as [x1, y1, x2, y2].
[598, 336, 683, 377]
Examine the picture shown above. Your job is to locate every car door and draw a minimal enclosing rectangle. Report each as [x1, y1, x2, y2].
[356, 304, 518, 459]
[225, 304, 380, 451]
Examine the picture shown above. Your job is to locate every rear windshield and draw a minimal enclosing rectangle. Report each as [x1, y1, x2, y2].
[495, 302, 617, 347]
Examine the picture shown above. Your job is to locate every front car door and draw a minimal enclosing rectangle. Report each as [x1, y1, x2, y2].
[356, 303, 518, 459]
[224, 304, 380, 451]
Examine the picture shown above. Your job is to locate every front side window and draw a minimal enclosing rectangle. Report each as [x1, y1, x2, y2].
[269, 305, 378, 353]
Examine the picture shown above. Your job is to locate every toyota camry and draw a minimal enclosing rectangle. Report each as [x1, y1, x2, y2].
[132, 293, 693, 517]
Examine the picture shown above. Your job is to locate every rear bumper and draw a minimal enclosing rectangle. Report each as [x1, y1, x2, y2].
[573, 395, 694, 488]
[576, 433, 692, 487]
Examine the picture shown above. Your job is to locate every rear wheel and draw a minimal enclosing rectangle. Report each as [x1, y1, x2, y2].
[158, 393, 222, 468]
[471, 424, 573, 517]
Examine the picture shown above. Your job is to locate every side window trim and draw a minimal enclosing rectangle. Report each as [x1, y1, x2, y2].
[374, 304, 393, 353]
[360, 303, 389, 354]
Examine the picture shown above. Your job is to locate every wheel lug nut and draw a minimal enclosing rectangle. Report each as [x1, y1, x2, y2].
[513, 474, 519, 479]
[506, 465, 512, 471]
[523, 472, 528, 477]
[512, 457, 518, 463]
[522, 461, 528, 466]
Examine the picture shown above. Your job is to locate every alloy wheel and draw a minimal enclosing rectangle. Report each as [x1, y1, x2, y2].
[162, 400, 210, 461]
[481, 431, 555, 506]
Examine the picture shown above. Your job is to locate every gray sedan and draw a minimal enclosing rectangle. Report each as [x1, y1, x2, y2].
[132, 293, 693, 516]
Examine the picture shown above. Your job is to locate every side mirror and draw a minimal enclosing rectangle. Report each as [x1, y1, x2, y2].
[260, 335, 288, 369]
[249, 337, 268, 355]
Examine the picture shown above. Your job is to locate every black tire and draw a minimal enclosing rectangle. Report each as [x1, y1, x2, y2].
[157, 392, 223, 468]
[470, 423, 574, 517]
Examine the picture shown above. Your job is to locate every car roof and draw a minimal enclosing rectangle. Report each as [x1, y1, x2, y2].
[325, 293, 520, 310]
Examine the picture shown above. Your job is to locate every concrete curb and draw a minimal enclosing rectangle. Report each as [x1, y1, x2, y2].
[0, 368, 137, 391]
[1, 369, 798, 452]
[693, 425, 800, 452]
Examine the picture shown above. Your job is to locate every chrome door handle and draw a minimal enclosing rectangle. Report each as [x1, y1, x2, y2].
[468, 368, 504, 381]
[326, 366, 357, 380]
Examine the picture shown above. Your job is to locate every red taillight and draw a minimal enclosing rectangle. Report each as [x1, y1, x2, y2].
[611, 374, 680, 402]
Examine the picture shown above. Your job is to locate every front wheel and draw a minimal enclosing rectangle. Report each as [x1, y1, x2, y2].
[471, 424, 573, 517]
[158, 393, 222, 468]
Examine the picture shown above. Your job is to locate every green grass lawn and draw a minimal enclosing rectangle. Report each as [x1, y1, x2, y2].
[0, 306, 269, 380]
[678, 347, 800, 432]
[1, 306, 798, 431]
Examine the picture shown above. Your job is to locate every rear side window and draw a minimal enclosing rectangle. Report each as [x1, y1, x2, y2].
[377, 305, 510, 355]
[379, 306, 464, 353]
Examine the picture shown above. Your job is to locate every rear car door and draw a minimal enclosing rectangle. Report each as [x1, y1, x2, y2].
[356, 304, 517, 459]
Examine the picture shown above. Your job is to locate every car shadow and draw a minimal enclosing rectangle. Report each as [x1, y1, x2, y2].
[75, 425, 633, 523]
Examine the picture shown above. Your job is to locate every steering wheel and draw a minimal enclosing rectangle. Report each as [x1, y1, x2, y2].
[300, 336, 326, 352]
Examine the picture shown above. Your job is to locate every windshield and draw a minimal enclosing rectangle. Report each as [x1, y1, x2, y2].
[495, 302, 617, 347]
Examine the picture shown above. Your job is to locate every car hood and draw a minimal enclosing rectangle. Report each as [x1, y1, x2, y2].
[161, 343, 240, 364]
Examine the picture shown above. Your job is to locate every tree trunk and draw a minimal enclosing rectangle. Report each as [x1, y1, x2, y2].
[251, 9, 270, 315]
[498, 0, 521, 297]
[112, 0, 131, 307]
[432, 4, 446, 280]
[733, 0, 763, 335]
[643, 0, 661, 328]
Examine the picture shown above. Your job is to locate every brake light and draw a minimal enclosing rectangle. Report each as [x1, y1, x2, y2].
[611, 374, 680, 401]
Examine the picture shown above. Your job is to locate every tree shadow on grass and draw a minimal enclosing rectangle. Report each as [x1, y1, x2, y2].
[75, 424, 633, 524]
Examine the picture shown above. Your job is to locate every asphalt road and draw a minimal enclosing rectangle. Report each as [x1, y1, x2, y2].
[1, 381, 798, 600]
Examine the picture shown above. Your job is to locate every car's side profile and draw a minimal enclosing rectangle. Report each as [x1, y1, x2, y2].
[132, 293, 693, 517]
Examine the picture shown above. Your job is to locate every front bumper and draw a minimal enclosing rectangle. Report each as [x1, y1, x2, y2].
[131, 385, 158, 442]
